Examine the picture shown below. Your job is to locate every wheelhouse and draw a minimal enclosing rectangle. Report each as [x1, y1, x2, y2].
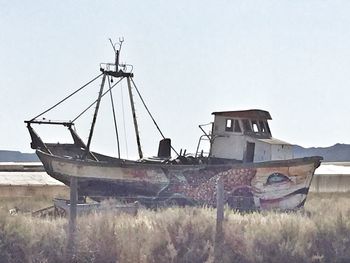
[209, 110, 293, 162]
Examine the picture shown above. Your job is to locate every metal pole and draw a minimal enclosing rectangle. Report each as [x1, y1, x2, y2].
[67, 177, 78, 262]
[126, 77, 143, 159]
[86, 74, 106, 151]
[214, 176, 224, 262]
[216, 176, 224, 233]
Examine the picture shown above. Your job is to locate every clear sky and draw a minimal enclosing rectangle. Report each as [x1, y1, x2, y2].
[1, 0, 349, 158]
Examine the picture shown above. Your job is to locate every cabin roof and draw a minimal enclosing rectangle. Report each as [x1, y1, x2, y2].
[257, 138, 291, 145]
[212, 110, 272, 120]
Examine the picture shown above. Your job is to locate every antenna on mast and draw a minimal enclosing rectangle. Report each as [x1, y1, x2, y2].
[101, 38, 132, 78]
[109, 37, 124, 72]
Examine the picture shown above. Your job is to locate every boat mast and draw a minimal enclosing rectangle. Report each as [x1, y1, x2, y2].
[127, 76, 143, 159]
[96, 38, 140, 159]
[86, 74, 106, 152]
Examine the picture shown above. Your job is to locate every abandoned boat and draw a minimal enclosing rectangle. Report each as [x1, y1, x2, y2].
[25, 41, 322, 211]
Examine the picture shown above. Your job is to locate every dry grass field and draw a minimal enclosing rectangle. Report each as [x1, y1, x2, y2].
[0, 193, 349, 263]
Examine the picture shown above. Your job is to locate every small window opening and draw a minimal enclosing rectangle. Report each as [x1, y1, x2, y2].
[225, 119, 233, 132]
[259, 121, 266, 133]
[234, 120, 242, 133]
[252, 120, 259, 132]
[242, 119, 252, 132]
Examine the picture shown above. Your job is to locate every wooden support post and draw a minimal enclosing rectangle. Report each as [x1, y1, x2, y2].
[214, 176, 224, 262]
[67, 177, 78, 262]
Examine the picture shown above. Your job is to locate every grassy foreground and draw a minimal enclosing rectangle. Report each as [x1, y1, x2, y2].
[0, 193, 350, 263]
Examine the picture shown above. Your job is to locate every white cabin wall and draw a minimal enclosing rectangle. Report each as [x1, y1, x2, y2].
[211, 136, 245, 160]
[271, 145, 293, 160]
[252, 140, 271, 162]
[213, 116, 227, 133]
[211, 115, 245, 160]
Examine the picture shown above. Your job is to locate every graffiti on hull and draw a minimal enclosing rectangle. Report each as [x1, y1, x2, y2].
[162, 164, 314, 210]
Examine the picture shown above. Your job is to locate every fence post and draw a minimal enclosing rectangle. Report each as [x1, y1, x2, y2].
[214, 176, 224, 262]
[67, 177, 78, 262]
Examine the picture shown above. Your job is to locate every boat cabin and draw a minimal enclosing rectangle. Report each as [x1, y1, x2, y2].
[209, 110, 293, 162]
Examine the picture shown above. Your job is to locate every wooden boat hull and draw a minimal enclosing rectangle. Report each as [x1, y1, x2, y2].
[36, 149, 321, 211]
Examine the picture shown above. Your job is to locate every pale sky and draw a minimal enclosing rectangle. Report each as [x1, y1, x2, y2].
[1, 0, 349, 159]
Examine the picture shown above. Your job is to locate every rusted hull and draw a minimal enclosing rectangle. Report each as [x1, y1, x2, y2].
[37, 150, 321, 210]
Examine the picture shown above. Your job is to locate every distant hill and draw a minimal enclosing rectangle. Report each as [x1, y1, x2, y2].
[293, 143, 350, 162]
[0, 150, 39, 162]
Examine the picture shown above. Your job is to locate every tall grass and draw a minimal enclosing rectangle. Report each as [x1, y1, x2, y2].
[0, 193, 349, 262]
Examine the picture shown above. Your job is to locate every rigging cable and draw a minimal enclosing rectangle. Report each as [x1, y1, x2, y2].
[107, 76, 121, 159]
[72, 77, 125, 122]
[30, 73, 103, 121]
[129, 78, 179, 156]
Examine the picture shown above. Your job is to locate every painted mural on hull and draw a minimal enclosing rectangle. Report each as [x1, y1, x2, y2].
[38, 150, 318, 211]
[143, 163, 315, 210]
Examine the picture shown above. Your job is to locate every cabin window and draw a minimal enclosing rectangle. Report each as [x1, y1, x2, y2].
[252, 120, 259, 132]
[242, 119, 252, 132]
[234, 120, 242, 133]
[226, 119, 242, 133]
[259, 121, 266, 133]
[259, 121, 271, 135]
[225, 119, 233, 132]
